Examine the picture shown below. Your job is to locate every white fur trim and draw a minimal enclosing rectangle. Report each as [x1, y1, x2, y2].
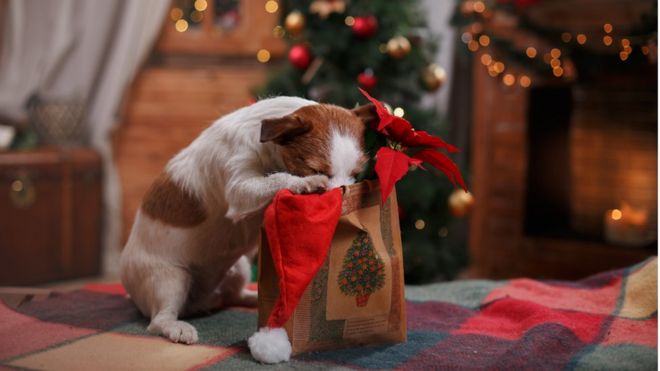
[248, 327, 292, 364]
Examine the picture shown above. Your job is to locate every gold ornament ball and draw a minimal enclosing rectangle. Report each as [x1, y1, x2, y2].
[421, 64, 446, 91]
[285, 11, 306, 36]
[387, 36, 411, 59]
[448, 189, 475, 218]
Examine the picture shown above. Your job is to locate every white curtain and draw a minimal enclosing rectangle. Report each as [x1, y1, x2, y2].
[0, 0, 170, 276]
[421, 0, 456, 114]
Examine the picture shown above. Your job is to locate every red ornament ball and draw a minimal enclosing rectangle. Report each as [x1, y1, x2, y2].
[352, 15, 378, 38]
[357, 70, 378, 91]
[288, 44, 312, 70]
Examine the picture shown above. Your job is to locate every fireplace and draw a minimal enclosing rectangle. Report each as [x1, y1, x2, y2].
[467, 59, 656, 280]
[569, 79, 657, 244]
[522, 77, 658, 244]
[524, 86, 573, 239]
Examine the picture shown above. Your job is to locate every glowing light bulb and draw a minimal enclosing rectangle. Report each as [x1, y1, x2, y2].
[194, 0, 207, 11]
[526, 47, 537, 58]
[191, 10, 203, 22]
[480, 53, 493, 65]
[257, 49, 271, 63]
[170, 8, 183, 21]
[519, 75, 531, 88]
[473, 1, 486, 13]
[175, 19, 189, 32]
[503, 74, 515, 86]
[265, 0, 279, 13]
[11, 180, 23, 192]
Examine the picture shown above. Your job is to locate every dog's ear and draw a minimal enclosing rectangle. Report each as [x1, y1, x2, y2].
[260, 114, 312, 144]
[352, 103, 378, 127]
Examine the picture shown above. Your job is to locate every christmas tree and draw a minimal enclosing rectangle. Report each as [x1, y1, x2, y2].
[338, 231, 385, 307]
[257, 0, 469, 283]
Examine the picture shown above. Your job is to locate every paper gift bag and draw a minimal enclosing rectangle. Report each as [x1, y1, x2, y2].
[257, 181, 406, 355]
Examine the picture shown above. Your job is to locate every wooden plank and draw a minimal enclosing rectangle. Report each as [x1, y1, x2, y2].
[114, 65, 267, 242]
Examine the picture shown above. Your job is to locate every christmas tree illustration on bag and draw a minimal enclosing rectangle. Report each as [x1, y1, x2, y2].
[338, 231, 386, 307]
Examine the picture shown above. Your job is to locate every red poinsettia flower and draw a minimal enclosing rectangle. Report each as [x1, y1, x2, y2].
[359, 88, 467, 203]
[358, 88, 459, 152]
[358, 87, 397, 132]
[412, 149, 465, 189]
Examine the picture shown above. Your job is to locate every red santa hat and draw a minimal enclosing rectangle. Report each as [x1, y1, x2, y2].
[248, 188, 343, 364]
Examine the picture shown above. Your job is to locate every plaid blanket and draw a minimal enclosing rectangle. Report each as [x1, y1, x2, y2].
[1, 258, 656, 370]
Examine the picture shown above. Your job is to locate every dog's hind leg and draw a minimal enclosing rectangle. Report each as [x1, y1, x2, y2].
[217, 255, 257, 307]
[145, 268, 199, 344]
[185, 255, 257, 314]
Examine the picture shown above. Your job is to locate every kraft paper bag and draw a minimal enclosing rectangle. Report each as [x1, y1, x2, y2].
[257, 181, 407, 355]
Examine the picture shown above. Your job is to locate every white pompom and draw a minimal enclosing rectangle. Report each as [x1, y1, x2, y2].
[248, 327, 292, 364]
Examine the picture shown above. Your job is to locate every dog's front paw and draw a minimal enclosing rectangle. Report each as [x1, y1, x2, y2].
[149, 320, 199, 344]
[289, 174, 329, 194]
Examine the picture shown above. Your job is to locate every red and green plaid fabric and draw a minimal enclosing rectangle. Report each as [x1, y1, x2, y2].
[1, 258, 656, 370]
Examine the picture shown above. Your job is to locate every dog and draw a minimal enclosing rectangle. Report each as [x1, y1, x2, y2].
[119, 96, 376, 344]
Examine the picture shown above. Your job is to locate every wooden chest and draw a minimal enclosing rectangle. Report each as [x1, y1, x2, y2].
[0, 148, 103, 285]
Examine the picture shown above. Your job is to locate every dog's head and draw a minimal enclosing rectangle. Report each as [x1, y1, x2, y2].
[260, 103, 377, 188]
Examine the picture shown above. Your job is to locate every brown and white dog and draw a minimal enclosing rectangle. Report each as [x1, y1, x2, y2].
[119, 97, 375, 345]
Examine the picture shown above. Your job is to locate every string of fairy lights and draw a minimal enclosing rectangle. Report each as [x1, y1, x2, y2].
[170, 0, 209, 32]
[170, 0, 280, 33]
[167, 0, 443, 97]
[458, 0, 657, 88]
[168, 1, 278, 64]
[168, 0, 419, 119]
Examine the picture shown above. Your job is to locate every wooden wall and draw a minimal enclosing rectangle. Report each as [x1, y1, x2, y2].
[113, 64, 268, 243]
[468, 60, 531, 278]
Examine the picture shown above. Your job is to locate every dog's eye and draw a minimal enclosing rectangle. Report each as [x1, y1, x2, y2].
[310, 167, 325, 175]
[305, 161, 327, 176]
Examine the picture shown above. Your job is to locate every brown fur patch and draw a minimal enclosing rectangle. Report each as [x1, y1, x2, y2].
[141, 173, 207, 227]
[277, 104, 367, 177]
